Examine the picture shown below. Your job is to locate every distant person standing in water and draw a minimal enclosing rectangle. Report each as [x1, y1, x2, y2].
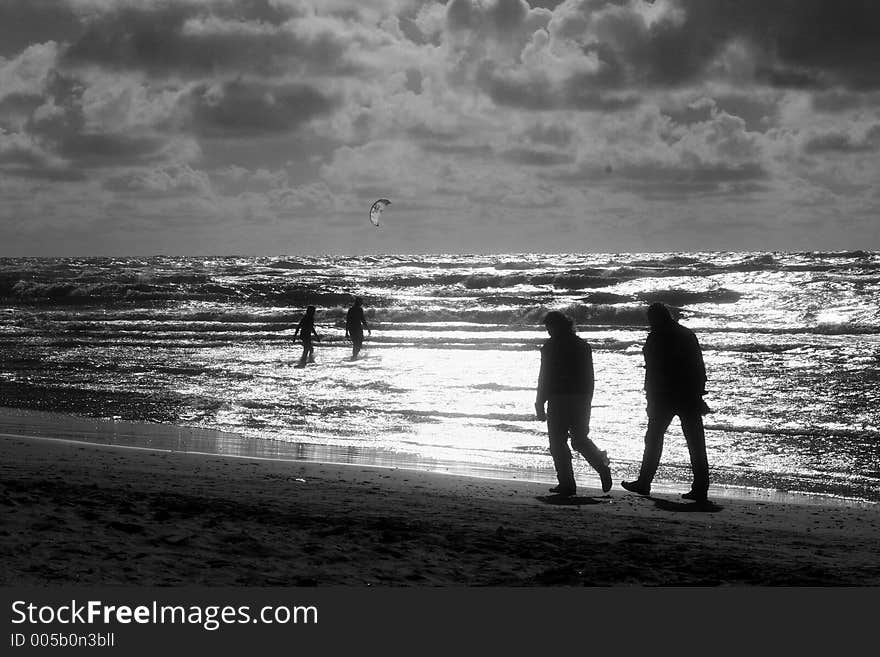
[622, 302, 711, 503]
[293, 305, 320, 367]
[535, 311, 612, 496]
[345, 297, 371, 360]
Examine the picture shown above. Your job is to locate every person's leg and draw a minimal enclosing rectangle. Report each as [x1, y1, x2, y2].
[352, 335, 362, 359]
[680, 412, 709, 497]
[546, 399, 576, 493]
[567, 396, 612, 492]
[636, 409, 675, 486]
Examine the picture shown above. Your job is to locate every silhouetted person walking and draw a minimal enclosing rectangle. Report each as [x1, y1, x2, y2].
[622, 303, 710, 502]
[293, 305, 319, 367]
[345, 297, 371, 360]
[535, 311, 612, 496]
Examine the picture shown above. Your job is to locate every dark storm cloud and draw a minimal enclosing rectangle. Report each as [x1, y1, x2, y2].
[474, 0, 880, 109]
[408, 124, 494, 157]
[3, 166, 87, 182]
[0, 93, 44, 130]
[712, 95, 779, 131]
[501, 147, 573, 166]
[804, 126, 880, 155]
[661, 95, 778, 132]
[188, 80, 336, 137]
[420, 142, 493, 157]
[675, 0, 880, 90]
[0, 143, 48, 169]
[811, 90, 880, 114]
[0, 0, 80, 57]
[600, 0, 880, 91]
[612, 165, 768, 200]
[544, 158, 767, 196]
[595, 8, 718, 89]
[447, 0, 531, 33]
[0, 133, 85, 181]
[662, 102, 713, 127]
[525, 123, 574, 147]
[58, 133, 170, 167]
[61, 1, 352, 78]
[477, 64, 640, 111]
[610, 160, 769, 197]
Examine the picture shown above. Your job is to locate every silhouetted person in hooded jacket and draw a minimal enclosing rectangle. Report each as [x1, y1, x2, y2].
[622, 303, 710, 502]
[535, 311, 612, 496]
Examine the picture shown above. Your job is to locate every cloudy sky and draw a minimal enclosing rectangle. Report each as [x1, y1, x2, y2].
[1, 0, 878, 256]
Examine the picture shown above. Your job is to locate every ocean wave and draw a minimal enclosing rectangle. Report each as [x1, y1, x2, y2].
[634, 288, 742, 306]
[604, 266, 691, 279]
[727, 254, 779, 270]
[394, 409, 536, 422]
[698, 324, 880, 336]
[704, 422, 880, 441]
[464, 272, 619, 290]
[492, 261, 547, 271]
[383, 258, 494, 269]
[578, 292, 633, 304]
[628, 255, 705, 267]
[7, 280, 158, 302]
[374, 304, 649, 327]
[808, 250, 872, 259]
[562, 304, 650, 326]
[471, 382, 535, 392]
[265, 259, 322, 270]
[385, 274, 470, 287]
[3, 278, 362, 307]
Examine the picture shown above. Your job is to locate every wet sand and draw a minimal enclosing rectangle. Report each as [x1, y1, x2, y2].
[2, 419, 879, 586]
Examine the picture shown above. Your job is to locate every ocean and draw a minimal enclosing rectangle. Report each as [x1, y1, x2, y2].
[1, 251, 878, 503]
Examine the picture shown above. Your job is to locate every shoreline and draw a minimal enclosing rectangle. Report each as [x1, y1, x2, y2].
[0, 406, 873, 509]
[3, 410, 880, 585]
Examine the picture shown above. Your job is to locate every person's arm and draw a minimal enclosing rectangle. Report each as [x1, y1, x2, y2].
[585, 342, 595, 405]
[643, 333, 659, 415]
[688, 332, 707, 395]
[535, 348, 547, 420]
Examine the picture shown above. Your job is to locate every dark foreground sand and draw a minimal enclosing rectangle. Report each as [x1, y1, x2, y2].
[2, 431, 879, 586]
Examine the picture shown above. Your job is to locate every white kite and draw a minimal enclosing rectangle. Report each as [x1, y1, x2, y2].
[369, 198, 391, 227]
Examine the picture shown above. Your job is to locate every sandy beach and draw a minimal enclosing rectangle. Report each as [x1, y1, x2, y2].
[2, 414, 879, 587]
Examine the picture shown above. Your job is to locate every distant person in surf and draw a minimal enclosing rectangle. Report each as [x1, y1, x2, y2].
[293, 305, 320, 367]
[535, 311, 612, 496]
[622, 302, 711, 503]
[345, 297, 371, 360]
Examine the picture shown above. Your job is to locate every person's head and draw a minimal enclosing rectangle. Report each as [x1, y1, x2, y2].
[646, 302, 674, 329]
[306, 305, 316, 316]
[354, 297, 362, 307]
[543, 311, 574, 337]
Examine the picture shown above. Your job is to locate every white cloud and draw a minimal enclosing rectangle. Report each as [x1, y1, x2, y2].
[0, 42, 59, 100]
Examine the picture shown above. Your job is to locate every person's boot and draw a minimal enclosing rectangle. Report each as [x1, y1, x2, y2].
[681, 489, 708, 503]
[621, 480, 651, 495]
[597, 451, 612, 493]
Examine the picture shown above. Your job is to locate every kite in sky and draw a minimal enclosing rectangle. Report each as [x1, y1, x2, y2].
[369, 199, 391, 227]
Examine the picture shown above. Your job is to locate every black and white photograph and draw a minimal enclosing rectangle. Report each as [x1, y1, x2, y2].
[1, 0, 878, 620]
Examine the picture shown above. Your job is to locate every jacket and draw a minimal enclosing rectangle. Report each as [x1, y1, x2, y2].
[643, 321, 706, 412]
[536, 333, 594, 404]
